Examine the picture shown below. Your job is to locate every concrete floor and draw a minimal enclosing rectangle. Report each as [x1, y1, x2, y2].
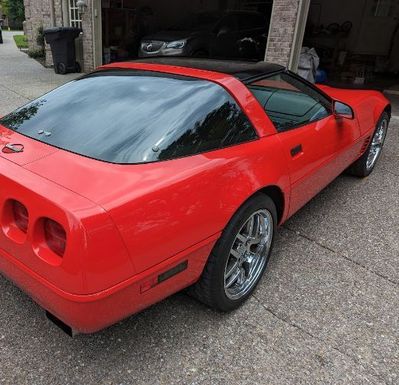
[0, 31, 79, 117]
[0, 30, 399, 385]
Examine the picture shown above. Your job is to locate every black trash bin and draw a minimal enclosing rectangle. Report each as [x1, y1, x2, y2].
[44, 27, 82, 74]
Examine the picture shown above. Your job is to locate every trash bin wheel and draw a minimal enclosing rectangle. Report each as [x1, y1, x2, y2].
[75, 62, 82, 73]
[57, 62, 67, 75]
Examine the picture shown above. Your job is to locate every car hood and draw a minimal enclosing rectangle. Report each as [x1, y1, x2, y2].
[142, 30, 205, 42]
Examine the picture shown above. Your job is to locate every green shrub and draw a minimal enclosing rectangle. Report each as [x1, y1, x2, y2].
[36, 26, 45, 47]
[28, 48, 45, 58]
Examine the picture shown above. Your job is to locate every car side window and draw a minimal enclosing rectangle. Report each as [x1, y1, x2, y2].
[248, 72, 331, 132]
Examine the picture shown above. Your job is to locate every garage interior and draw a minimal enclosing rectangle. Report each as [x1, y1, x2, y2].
[99, 0, 398, 91]
[304, 0, 399, 90]
[100, 0, 273, 63]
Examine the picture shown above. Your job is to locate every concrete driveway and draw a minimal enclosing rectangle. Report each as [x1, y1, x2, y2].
[0, 31, 79, 117]
[1, 30, 399, 385]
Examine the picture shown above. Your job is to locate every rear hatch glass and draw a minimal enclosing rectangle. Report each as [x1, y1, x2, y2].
[0, 70, 256, 164]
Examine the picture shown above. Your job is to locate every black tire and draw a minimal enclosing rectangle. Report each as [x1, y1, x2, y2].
[347, 111, 389, 177]
[57, 62, 67, 75]
[189, 193, 277, 312]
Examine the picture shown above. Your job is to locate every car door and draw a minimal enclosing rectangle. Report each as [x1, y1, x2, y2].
[248, 72, 361, 216]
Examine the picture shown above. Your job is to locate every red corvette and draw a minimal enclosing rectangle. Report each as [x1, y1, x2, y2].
[0, 58, 390, 334]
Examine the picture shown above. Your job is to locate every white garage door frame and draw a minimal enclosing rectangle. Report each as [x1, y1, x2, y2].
[289, 0, 311, 71]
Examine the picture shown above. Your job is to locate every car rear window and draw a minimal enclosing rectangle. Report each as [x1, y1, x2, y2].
[0, 70, 257, 164]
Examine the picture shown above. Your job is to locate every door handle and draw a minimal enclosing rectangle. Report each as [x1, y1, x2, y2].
[290, 144, 303, 157]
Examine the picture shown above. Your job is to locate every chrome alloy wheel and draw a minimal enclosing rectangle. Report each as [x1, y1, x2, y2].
[366, 118, 388, 170]
[224, 209, 273, 300]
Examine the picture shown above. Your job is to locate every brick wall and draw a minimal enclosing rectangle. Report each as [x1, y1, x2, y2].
[24, 0, 57, 66]
[24, 0, 96, 71]
[24, 0, 50, 51]
[265, 0, 300, 67]
[81, 0, 95, 72]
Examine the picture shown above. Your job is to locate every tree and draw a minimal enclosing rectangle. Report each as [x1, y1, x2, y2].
[0, 0, 9, 18]
[1, 0, 25, 29]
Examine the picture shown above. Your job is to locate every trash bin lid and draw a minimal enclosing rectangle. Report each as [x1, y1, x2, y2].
[44, 27, 82, 35]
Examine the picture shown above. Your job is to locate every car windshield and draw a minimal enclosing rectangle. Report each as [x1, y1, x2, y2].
[0, 70, 256, 164]
[168, 12, 221, 31]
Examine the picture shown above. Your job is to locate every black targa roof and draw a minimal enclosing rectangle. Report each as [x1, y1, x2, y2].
[130, 58, 285, 83]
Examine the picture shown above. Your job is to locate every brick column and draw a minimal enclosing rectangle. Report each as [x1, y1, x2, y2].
[24, 0, 51, 51]
[81, 0, 95, 72]
[265, 0, 304, 68]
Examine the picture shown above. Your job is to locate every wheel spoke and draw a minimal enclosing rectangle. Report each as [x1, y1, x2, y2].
[252, 214, 261, 238]
[243, 254, 256, 276]
[230, 248, 241, 259]
[236, 233, 247, 244]
[225, 267, 241, 288]
[238, 268, 246, 285]
[225, 258, 240, 280]
[249, 216, 264, 247]
[247, 215, 255, 237]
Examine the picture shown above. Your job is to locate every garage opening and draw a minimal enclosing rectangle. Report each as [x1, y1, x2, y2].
[101, 0, 273, 64]
[303, 0, 399, 91]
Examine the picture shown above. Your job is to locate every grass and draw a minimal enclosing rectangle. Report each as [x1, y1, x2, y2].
[13, 34, 28, 49]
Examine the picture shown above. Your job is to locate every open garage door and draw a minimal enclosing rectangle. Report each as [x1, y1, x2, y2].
[100, 0, 272, 64]
[303, 0, 399, 90]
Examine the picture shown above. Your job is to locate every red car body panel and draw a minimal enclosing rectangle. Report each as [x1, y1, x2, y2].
[318, 85, 390, 135]
[0, 62, 390, 333]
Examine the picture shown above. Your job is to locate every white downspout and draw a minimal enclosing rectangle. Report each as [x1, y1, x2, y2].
[49, 0, 56, 26]
[288, 0, 311, 71]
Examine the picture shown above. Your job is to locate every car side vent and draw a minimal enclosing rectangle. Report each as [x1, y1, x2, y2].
[360, 136, 371, 155]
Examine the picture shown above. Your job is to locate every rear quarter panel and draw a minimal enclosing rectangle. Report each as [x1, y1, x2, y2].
[99, 137, 289, 274]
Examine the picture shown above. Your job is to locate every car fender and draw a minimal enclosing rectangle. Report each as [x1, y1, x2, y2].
[318, 85, 390, 136]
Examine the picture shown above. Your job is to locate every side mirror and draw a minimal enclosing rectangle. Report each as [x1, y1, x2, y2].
[333, 101, 354, 120]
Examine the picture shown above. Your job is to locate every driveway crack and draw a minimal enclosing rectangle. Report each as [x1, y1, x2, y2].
[283, 226, 399, 287]
[0, 83, 31, 102]
[252, 294, 388, 385]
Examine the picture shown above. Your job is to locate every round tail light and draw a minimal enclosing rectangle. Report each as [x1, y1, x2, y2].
[44, 219, 66, 257]
[12, 201, 29, 233]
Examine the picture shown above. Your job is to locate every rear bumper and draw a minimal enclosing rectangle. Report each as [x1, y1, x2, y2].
[0, 235, 217, 333]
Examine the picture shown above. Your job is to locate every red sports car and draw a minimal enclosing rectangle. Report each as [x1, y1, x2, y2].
[0, 58, 390, 334]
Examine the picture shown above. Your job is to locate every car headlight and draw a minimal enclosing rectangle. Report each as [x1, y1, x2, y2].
[165, 40, 186, 49]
